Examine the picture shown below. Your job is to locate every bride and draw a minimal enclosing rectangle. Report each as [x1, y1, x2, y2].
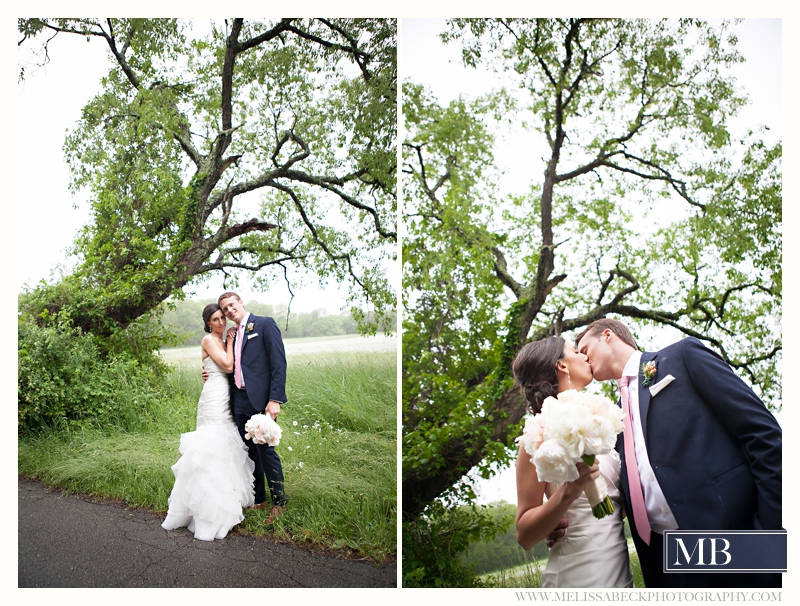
[511, 336, 633, 588]
[162, 304, 255, 540]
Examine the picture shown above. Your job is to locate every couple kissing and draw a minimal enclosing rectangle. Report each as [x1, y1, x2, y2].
[512, 318, 781, 588]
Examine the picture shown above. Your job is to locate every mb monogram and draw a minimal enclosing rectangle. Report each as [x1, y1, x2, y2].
[672, 537, 733, 566]
[664, 531, 787, 573]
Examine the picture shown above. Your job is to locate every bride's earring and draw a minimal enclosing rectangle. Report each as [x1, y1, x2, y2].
[567, 369, 572, 387]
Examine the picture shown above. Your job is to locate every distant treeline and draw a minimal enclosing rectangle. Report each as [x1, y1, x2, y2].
[461, 501, 549, 575]
[160, 299, 365, 347]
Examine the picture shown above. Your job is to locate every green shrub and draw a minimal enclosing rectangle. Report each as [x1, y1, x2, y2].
[402, 498, 506, 587]
[460, 501, 549, 574]
[18, 320, 166, 434]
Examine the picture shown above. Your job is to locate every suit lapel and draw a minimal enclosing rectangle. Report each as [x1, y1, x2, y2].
[637, 351, 657, 444]
[238, 314, 253, 358]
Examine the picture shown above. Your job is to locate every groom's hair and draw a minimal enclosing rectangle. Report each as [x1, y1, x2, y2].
[576, 319, 637, 349]
[218, 291, 241, 306]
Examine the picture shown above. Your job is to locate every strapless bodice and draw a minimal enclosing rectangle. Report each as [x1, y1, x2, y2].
[202, 356, 227, 376]
[197, 356, 232, 427]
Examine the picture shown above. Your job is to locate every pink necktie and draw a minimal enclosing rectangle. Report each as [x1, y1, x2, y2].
[618, 375, 651, 546]
[234, 323, 245, 389]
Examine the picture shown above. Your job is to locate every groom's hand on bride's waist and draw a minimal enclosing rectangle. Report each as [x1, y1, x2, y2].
[546, 517, 569, 548]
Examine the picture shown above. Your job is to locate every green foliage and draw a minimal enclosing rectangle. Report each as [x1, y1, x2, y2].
[402, 87, 516, 489]
[402, 497, 506, 587]
[18, 18, 396, 340]
[178, 173, 209, 243]
[18, 273, 180, 359]
[17, 319, 168, 434]
[459, 501, 547, 575]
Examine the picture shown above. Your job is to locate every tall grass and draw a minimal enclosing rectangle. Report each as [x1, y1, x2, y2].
[482, 555, 545, 588]
[18, 350, 396, 561]
[480, 542, 644, 588]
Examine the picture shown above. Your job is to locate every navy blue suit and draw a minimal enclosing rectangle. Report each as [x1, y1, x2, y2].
[619, 338, 781, 587]
[230, 314, 288, 506]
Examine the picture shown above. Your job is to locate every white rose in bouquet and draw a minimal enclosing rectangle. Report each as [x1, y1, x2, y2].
[520, 414, 547, 457]
[532, 439, 581, 483]
[539, 395, 591, 460]
[583, 416, 618, 455]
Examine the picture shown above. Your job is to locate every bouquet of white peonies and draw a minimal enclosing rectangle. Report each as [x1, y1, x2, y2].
[244, 413, 282, 446]
[517, 389, 624, 518]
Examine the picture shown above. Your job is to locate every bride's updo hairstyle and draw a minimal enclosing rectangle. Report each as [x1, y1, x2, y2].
[511, 336, 565, 415]
[202, 303, 223, 333]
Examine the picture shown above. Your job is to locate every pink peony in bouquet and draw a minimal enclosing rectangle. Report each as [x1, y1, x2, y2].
[244, 413, 282, 447]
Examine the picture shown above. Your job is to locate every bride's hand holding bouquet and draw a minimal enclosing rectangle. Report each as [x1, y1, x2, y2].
[560, 458, 602, 504]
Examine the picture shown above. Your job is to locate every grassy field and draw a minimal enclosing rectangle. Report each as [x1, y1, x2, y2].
[479, 540, 644, 588]
[18, 342, 397, 561]
[161, 333, 397, 364]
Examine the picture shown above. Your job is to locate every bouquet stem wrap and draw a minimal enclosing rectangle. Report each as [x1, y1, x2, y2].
[581, 455, 615, 518]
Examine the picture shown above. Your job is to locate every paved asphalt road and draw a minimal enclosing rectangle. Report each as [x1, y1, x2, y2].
[18, 477, 397, 588]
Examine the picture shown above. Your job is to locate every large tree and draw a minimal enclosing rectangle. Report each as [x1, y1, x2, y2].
[402, 17, 781, 534]
[18, 18, 396, 341]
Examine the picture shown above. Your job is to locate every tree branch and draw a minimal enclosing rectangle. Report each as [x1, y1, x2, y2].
[218, 18, 242, 159]
[269, 181, 367, 290]
[283, 169, 396, 239]
[316, 18, 373, 81]
[235, 18, 294, 53]
[284, 22, 371, 62]
[491, 246, 523, 297]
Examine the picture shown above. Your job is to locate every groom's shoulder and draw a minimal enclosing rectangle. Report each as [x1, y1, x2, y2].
[655, 337, 713, 358]
[252, 314, 281, 330]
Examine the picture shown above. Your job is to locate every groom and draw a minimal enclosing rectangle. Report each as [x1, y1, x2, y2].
[219, 291, 289, 524]
[554, 318, 781, 588]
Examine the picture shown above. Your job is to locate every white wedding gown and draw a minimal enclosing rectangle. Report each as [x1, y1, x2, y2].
[162, 357, 255, 541]
[541, 451, 633, 588]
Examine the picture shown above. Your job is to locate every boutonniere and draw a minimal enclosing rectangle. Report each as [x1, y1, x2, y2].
[246, 322, 255, 334]
[640, 361, 657, 386]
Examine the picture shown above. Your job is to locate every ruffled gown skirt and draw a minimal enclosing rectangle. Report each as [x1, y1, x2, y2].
[162, 358, 255, 541]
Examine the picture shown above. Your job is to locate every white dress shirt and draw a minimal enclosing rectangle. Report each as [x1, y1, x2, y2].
[622, 351, 679, 532]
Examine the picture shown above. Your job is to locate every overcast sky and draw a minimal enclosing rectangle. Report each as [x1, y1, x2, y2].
[402, 18, 784, 505]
